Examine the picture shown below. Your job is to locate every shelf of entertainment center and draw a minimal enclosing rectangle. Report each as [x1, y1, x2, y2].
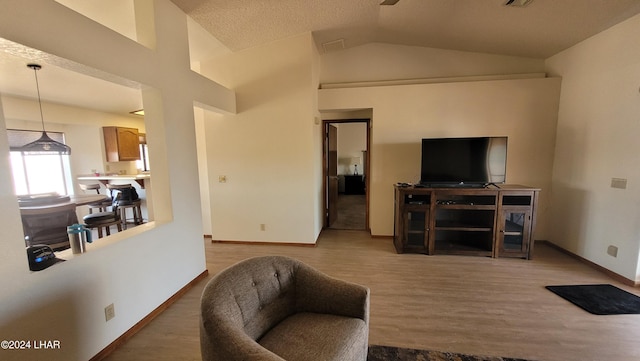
[393, 184, 539, 259]
[436, 204, 495, 210]
[435, 223, 493, 232]
[433, 240, 493, 257]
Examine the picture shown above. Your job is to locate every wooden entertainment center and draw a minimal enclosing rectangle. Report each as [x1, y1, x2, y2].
[393, 184, 539, 259]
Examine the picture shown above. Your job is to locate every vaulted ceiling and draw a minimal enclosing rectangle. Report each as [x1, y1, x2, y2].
[171, 0, 640, 59]
[2, 0, 640, 117]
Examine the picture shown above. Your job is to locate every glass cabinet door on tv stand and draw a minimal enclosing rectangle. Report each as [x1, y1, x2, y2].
[404, 205, 429, 252]
[394, 190, 431, 253]
[496, 192, 536, 258]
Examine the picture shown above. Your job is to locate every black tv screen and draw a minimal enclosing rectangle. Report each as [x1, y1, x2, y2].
[420, 137, 507, 186]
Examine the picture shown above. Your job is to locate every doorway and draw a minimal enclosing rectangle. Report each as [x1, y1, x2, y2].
[323, 119, 370, 230]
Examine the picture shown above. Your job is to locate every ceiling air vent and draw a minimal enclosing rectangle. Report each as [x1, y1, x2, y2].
[504, 0, 534, 7]
[322, 39, 345, 53]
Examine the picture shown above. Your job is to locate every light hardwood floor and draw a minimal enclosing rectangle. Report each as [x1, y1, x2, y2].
[330, 194, 366, 230]
[103, 230, 640, 361]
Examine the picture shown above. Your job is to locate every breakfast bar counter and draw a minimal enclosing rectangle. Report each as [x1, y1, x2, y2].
[77, 173, 151, 189]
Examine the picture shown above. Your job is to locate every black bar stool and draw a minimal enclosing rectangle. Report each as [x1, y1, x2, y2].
[106, 184, 143, 229]
[83, 196, 122, 238]
[79, 183, 112, 213]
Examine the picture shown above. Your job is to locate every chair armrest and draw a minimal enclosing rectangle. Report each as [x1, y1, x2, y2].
[295, 264, 370, 323]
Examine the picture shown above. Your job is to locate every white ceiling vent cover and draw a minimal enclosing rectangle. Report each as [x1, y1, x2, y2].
[322, 39, 345, 53]
[504, 0, 534, 7]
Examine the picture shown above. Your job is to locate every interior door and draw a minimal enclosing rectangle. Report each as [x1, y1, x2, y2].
[327, 124, 338, 226]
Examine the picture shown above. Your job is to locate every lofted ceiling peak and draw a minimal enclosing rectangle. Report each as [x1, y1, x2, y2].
[171, 0, 640, 59]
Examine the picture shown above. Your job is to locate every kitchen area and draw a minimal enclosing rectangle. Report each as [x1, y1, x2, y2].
[75, 125, 152, 223]
[1, 59, 152, 262]
[12, 119, 153, 259]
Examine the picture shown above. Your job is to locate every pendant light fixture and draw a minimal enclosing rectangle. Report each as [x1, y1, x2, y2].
[19, 63, 71, 155]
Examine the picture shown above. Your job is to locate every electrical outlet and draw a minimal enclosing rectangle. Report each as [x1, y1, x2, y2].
[607, 245, 618, 258]
[260, 224, 266, 231]
[105, 303, 115, 322]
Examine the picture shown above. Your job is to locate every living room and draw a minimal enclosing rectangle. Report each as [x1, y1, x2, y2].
[1, 1, 640, 361]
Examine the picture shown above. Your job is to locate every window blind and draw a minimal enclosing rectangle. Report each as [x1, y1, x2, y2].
[7, 129, 66, 151]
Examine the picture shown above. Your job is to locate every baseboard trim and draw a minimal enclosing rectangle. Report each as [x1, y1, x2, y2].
[540, 240, 639, 287]
[89, 269, 209, 361]
[371, 235, 393, 239]
[210, 239, 317, 247]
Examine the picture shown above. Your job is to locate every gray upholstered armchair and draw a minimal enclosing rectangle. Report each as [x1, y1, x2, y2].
[200, 255, 370, 361]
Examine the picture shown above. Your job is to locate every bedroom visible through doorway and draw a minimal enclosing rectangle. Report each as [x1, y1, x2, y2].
[323, 119, 369, 231]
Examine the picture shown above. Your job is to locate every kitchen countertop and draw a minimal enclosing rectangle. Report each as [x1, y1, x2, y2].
[77, 173, 150, 188]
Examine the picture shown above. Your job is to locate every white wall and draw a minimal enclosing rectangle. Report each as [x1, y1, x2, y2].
[319, 77, 561, 238]
[336, 123, 367, 176]
[0, 1, 234, 360]
[320, 42, 545, 84]
[318, 42, 557, 238]
[195, 36, 556, 243]
[55, 0, 137, 43]
[194, 107, 213, 236]
[545, 14, 640, 282]
[311, 40, 324, 241]
[200, 33, 321, 244]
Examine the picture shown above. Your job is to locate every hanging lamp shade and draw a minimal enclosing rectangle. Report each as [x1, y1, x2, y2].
[19, 64, 71, 155]
[20, 130, 71, 154]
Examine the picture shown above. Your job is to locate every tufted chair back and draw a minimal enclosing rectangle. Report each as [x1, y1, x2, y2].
[200, 255, 370, 361]
[201, 256, 302, 360]
[210, 256, 297, 336]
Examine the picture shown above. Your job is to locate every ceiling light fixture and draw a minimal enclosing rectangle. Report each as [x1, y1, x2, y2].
[19, 64, 71, 155]
[380, 0, 400, 5]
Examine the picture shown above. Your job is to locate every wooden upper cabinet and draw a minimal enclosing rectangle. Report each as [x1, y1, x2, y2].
[103, 126, 140, 162]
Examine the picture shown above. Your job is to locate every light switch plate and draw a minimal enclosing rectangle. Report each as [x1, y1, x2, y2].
[611, 178, 627, 189]
[607, 245, 618, 258]
[105, 303, 115, 322]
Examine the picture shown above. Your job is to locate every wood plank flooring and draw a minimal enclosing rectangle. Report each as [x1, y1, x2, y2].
[103, 230, 640, 361]
[329, 194, 366, 230]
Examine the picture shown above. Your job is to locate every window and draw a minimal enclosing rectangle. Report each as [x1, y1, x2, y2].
[7, 129, 73, 195]
[136, 133, 150, 172]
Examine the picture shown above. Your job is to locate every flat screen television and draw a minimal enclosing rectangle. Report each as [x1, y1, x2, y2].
[420, 136, 507, 187]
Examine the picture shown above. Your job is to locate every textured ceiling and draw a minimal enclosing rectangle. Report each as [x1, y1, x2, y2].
[0, 39, 143, 117]
[3, 0, 640, 118]
[171, 0, 640, 58]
